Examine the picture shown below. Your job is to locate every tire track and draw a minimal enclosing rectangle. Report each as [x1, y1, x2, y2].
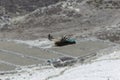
[0, 49, 47, 61]
[45, 49, 75, 58]
[0, 59, 20, 67]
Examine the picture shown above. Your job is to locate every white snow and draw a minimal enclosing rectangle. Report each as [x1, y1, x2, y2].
[14, 39, 55, 48]
[68, 6, 80, 12]
[1, 47, 120, 80]
[0, 67, 67, 80]
[50, 50, 120, 80]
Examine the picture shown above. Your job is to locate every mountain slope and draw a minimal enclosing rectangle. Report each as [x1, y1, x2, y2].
[0, 0, 120, 41]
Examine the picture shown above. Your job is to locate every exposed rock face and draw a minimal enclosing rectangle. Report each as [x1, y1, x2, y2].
[95, 26, 120, 43]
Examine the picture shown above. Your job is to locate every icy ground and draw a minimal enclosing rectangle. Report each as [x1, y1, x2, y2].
[1, 49, 120, 80]
[13, 39, 55, 48]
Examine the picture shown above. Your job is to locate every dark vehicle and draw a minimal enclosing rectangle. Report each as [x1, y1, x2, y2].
[48, 34, 76, 46]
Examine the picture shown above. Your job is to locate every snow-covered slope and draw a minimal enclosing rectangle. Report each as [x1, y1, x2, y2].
[1, 49, 120, 80]
[50, 51, 120, 80]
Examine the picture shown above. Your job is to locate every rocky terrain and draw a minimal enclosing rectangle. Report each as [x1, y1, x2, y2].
[0, 0, 120, 42]
[1, 0, 120, 80]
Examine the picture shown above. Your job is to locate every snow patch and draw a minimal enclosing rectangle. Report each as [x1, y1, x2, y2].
[68, 6, 80, 12]
[1, 67, 66, 80]
[14, 39, 55, 48]
[50, 50, 120, 80]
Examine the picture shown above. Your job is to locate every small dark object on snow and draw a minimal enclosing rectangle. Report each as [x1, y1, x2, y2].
[48, 34, 76, 46]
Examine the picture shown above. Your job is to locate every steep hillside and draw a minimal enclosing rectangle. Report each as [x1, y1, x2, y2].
[0, 0, 65, 16]
[0, 0, 120, 42]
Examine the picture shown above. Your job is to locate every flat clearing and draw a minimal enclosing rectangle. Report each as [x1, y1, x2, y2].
[0, 52, 42, 66]
[0, 63, 16, 71]
[0, 41, 63, 59]
[50, 40, 112, 57]
[0, 41, 63, 72]
[0, 40, 114, 72]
